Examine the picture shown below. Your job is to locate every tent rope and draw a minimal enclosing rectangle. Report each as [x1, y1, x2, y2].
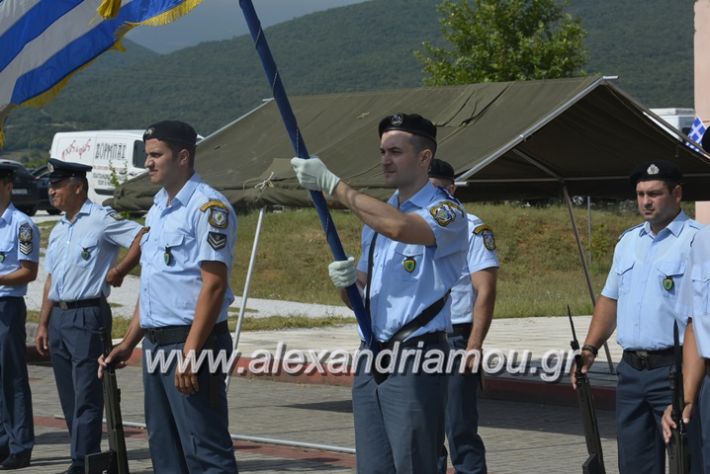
[254, 171, 275, 191]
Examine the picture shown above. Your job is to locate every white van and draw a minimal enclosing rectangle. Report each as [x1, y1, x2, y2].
[49, 130, 146, 204]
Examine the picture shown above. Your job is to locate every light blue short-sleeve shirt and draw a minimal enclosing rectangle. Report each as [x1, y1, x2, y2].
[675, 225, 710, 358]
[449, 214, 499, 325]
[139, 173, 237, 329]
[356, 182, 468, 342]
[600, 210, 701, 350]
[45, 200, 142, 301]
[0, 204, 40, 297]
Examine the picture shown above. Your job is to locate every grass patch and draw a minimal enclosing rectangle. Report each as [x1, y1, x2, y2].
[229, 315, 356, 332]
[228, 307, 258, 314]
[229, 203, 657, 317]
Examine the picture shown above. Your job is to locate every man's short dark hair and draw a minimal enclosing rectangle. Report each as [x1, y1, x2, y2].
[409, 134, 437, 158]
[144, 120, 197, 167]
[167, 142, 196, 167]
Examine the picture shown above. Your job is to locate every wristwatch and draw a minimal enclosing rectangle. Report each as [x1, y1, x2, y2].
[581, 344, 598, 356]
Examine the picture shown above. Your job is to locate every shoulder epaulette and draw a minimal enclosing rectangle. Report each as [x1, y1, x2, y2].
[618, 222, 644, 241]
[688, 219, 703, 230]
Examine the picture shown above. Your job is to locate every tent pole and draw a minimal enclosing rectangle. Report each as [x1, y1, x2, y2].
[226, 206, 267, 390]
[562, 186, 615, 375]
[587, 196, 592, 267]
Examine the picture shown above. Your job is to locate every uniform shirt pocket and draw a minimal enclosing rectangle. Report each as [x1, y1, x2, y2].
[615, 257, 635, 295]
[0, 242, 13, 269]
[656, 259, 686, 298]
[160, 231, 194, 267]
[690, 262, 710, 315]
[391, 244, 425, 279]
[76, 236, 99, 268]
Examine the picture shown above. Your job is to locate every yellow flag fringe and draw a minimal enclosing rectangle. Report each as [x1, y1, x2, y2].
[140, 0, 204, 26]
[97, 0, 122, 19]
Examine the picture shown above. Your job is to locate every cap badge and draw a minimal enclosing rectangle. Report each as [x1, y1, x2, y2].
[144, 127, 154, 137]
[47, 162, 54, 173]
[647, 164, 660, 175]
[390, 114, 403, 126]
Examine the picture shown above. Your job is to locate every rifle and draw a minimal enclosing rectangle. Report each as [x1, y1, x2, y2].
[667, 321, 689, 474]
[85, 330, 130, 474]
[568, 306, 606, 474]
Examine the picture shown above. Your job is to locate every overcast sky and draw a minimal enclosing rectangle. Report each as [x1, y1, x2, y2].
[126, 0, 368, 53]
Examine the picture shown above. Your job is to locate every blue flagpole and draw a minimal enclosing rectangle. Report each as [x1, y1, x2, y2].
[238, 0, 375, 349]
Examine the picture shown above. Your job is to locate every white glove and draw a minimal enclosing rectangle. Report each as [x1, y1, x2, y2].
[290, 156, 341, 195]
[328, 256, 356, 289]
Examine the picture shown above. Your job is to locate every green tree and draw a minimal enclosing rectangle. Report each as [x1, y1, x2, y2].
[417, 0, 587, 85]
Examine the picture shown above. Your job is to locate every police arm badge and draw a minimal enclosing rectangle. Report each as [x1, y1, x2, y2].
[19, 223, 33, 255]
[200, 200, 229, 229]
[208, 232, 227, 250]
[473, 224, 496, 251]
[429, 200, 463, 227]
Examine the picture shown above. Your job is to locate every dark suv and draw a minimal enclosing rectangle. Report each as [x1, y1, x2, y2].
[0, 160, 40, 216]
[31, 165, 61, 215]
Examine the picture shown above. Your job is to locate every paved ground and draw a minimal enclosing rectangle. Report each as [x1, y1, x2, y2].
[24, 363, 619, 474]
[22, 212, 626, 473]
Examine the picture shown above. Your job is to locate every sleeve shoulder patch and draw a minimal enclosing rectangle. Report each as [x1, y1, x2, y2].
[106, 208, 125, 221]
[473, 224, 491, 235]
[473, 223, 496, 251]
[200, 200, 229, 229]
[429, 200, 464, 227]
[19, 222, 33, 255]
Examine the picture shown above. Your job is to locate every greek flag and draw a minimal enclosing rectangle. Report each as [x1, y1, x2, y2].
[0, 0, 203, 146]
[688, 116, 706, 152]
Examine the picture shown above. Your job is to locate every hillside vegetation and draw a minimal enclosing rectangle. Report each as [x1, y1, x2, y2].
[2, 0, 696, 159]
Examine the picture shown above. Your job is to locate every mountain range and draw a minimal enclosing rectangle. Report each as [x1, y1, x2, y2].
[2, 0, 695, 156]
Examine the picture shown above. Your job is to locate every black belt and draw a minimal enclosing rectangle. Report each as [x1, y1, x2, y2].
[451, 323, 472, 337]
[145, 321, 229, 346]
[53, 298, 102, 310]
[622, 348, 676, 370]
[380, 331, 447, 351]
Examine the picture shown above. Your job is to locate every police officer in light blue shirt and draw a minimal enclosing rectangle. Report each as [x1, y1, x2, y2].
[429, 159, 499, 474]
[101, 121, 238, 473]
[662, 224, 710, 472]
[577, 160, 703, 474]
[0, 163, 39, 470]
[291, 114, 468, 473]
[34, 159, 143, 474]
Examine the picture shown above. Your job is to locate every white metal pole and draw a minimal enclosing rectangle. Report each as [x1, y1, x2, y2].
[226, 206, 266, 389]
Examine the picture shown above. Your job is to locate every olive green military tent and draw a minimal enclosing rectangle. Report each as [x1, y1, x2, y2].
[110, 74, 710, 211]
